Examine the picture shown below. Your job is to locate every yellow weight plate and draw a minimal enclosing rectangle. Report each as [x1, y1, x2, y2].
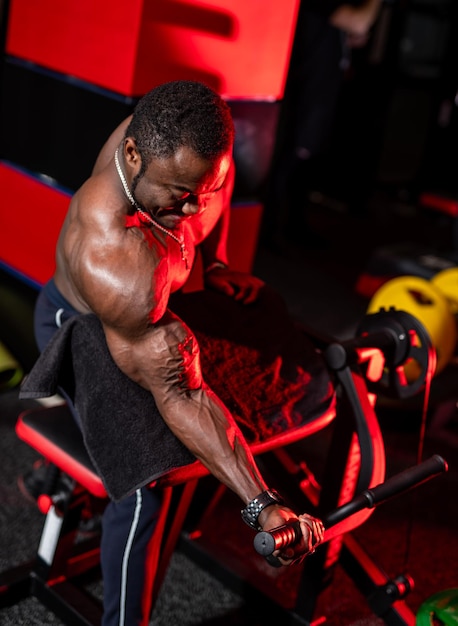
[432, 267, 458, 315]
[368, 275, 456, 377]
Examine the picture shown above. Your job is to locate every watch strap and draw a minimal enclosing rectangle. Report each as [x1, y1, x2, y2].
[241, 489, 284, 530]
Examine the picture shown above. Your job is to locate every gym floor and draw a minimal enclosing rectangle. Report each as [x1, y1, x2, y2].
[1, 187, 457, 625]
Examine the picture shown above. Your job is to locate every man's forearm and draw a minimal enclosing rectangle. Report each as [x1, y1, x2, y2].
[199, 158, 235, 270]
[155, 383, 268, 505]
[200, 205, 230, 270]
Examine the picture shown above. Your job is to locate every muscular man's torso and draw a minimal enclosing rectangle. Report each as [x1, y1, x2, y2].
[53, 116, 230, 329]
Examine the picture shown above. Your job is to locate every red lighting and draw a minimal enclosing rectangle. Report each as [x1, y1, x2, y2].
[355, 347, 385, 383]
[0, 163, 69, 285]
[6, 0, 300, 99]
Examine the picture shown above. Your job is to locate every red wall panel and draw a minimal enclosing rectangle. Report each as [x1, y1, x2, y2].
[6, 0, 299, 99]
[0, 163, 69, 286]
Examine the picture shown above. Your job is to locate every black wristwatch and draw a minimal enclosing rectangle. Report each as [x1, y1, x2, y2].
[241, 489, 284, 530]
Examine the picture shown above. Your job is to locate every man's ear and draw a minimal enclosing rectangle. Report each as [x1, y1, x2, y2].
[124, 138, 141, 172]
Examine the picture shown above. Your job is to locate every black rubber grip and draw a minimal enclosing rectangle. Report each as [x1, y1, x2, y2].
[364, 454, 447, 505]
[325, 454, 448, 527]
[254, 455, 448, 558]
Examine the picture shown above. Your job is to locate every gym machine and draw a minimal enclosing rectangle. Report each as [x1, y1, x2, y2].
[0, 302, 449, 625]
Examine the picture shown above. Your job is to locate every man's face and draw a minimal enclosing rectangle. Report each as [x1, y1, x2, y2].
[131, 145, 231, 229]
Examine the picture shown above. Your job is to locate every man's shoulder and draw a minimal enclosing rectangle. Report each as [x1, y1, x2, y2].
[72, 174, 126, 229]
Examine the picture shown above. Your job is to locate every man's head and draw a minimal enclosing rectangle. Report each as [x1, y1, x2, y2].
[126, 80, 234, 177]
[122, 81, 234, 227]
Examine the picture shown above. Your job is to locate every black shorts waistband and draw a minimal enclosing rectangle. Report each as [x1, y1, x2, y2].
[42, 279, 80, 316]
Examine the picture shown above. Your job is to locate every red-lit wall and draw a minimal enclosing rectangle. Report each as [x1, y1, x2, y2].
[2, 0, 299, 286]
[0, 164, 69, 286]
[6, 0, 299, 99]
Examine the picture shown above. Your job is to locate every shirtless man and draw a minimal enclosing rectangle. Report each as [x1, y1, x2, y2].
[32, 80, 324, 626]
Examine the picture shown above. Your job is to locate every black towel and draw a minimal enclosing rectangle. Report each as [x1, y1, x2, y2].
[20, 287, 333, 501]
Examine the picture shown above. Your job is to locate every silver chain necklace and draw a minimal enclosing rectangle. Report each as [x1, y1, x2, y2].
[114, 147, 188, 268]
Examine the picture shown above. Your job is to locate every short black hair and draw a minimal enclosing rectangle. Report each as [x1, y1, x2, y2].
[126, 80, 234, 175]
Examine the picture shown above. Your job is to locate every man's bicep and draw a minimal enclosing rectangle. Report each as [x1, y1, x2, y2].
[103, 310, 204, 395]
[73, 232, 170, 331]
